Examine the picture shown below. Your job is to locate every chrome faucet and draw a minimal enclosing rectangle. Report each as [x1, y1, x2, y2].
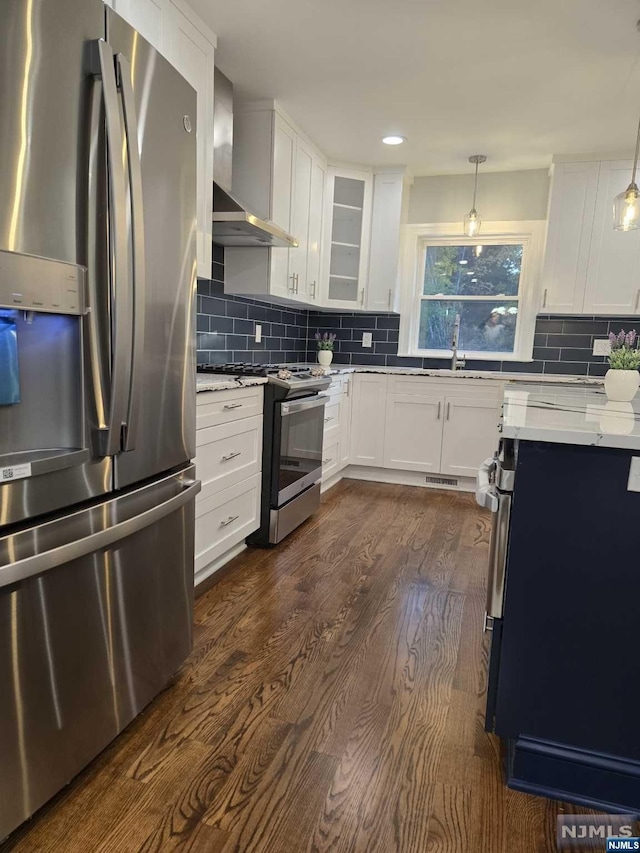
[451, 313, 465, 371]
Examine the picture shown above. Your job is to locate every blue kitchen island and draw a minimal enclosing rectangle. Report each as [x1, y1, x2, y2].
[481, 383, 640, 813]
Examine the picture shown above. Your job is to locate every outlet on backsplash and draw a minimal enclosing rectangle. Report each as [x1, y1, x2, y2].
[362, 332, 372, 348]
[593, 339, 612, 356]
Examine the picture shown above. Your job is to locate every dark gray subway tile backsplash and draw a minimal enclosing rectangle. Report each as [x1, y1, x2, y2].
[305, 312, 639, 377]
[196, 245, 308, 366]
[197, 248, 636, 376]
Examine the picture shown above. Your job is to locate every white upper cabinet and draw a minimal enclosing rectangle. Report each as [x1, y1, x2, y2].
[225, 105, 328, 304]
[541, 162, 599, 314]
[542, 159, 640, 316]
[584, 160, 640, 315]
[165, 0, 216, 279]
[289, 138, 314, 299]
[105, 0, 216, 279]
[366, 171, 405, 313]
[322, 167, 373, 310]
[307, 153, 326, 303]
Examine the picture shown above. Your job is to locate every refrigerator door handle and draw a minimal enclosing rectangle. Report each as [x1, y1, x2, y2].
[0, 479, 201, 590]
[86, 74, 110, 436]
[117, 53, 146, 452]
[96, 39, 133, 457]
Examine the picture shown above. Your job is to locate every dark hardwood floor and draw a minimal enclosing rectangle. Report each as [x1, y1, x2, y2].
[1, 480, 597, 852]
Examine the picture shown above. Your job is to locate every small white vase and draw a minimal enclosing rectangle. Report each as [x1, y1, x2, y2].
[318, 350, 333, 367]
[604, 369, 640, 402]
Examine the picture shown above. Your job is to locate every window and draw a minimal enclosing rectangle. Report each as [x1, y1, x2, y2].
[398, 222, 544, 361]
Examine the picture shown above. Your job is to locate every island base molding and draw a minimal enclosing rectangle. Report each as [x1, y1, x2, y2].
[504, 736, 640, 814]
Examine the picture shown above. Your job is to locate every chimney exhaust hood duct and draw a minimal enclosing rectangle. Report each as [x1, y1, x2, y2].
[212, 69, 298, 249]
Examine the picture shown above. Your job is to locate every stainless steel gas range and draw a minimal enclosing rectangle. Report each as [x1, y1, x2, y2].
[198, 364, 331, 544]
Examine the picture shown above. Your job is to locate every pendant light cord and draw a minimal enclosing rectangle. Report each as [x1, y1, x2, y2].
[472, 159, 479, 210]
[632, 116, 640, 188]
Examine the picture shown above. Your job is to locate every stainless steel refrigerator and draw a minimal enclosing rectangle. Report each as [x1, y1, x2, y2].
[0, 0, 200, 839]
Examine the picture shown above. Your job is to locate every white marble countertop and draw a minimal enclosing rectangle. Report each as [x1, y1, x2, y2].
[297, 363, 603, 385]
[196, 365, 602, 392]
[196, 374, 268, 393]
[502, 383, 640, 449]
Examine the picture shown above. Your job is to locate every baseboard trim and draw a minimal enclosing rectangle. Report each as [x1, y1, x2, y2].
[320, 472, 343, 493]
[195, 542, 247, 593]
[341, 465, 476, 492]
[506, 736, 640, 814]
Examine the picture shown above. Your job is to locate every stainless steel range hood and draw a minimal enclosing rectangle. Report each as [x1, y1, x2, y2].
[212, 185, 298, 248]
[212, 69, 298, 249]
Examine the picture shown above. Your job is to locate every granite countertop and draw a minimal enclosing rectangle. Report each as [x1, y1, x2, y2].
[297, 363, 603, 385]
[502, 383, 640, 449]
[196, 374, 268, 393]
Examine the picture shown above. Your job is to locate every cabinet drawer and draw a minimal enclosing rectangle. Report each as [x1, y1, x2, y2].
[195, 474, 261, 574]
[196, 386, 264, 429]
[322, 439, 341, 481]
[388, 375, 502, 400]
[323, 398, 341, 430]
[195, 416, 262, 500]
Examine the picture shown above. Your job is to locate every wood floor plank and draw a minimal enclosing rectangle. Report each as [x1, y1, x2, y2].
[0, 481, 603, 853]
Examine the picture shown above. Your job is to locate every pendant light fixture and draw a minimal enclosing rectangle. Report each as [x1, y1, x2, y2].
[464, 155, 487, 237]
[614, 117, 640, 231]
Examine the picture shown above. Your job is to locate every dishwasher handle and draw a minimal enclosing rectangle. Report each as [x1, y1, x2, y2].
[476, 457, 499, 513]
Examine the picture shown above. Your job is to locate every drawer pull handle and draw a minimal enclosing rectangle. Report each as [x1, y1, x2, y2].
[324, 416, 334, 423]
[323, 457, 332, 464]
[220, 515, 239, 527]
[221, 451, 242, 462]
[223, 402, 243, 410]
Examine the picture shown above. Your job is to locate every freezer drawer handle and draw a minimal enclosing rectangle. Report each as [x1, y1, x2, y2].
[220, 515, 239, 527]
[221, 451, 241, 462]
[0, 479, 201, 590]
[223, 403, 243, 410]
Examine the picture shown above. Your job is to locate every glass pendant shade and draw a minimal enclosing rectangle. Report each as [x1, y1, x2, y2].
[614, 183, 640, 232]
[464, 209, 481, 237]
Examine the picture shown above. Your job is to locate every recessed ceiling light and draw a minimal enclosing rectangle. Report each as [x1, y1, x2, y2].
[381, 135, 406, 145]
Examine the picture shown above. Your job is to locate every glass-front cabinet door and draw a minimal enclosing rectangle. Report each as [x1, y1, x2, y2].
[322, 167, 373, 310]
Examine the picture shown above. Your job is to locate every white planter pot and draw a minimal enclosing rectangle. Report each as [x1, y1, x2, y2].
[604, 369, 640, 402]
[318, 350, 333, 367]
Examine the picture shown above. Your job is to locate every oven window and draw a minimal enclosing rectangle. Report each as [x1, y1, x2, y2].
[278, 402, 324, 503]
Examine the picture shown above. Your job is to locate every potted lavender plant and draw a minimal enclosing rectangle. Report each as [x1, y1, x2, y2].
[605, 329, 640, 401]
[315, 331, 337, 367]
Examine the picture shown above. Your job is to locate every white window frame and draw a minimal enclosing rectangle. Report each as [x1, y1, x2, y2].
[397, 221, 546, 362]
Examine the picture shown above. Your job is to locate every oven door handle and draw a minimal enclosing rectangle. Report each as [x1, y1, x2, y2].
[476, 457, 499, 513]
[281, 397, 328, 416]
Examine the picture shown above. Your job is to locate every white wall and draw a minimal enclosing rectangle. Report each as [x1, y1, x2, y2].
[408, 168, 550, 224]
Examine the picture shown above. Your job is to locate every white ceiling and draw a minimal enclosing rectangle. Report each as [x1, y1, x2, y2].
[191, 0, 640, 176]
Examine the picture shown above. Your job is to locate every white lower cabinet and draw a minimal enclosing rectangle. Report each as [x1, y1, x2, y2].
[348, 374, 387, 466]
[195, 475, 261, 576]
[383, 393, 443, 473]
[319, 374, 353, 489]
[348, 373, 502, 486]
[194, 386, 263, 584]
[439, 397, 501, 478]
